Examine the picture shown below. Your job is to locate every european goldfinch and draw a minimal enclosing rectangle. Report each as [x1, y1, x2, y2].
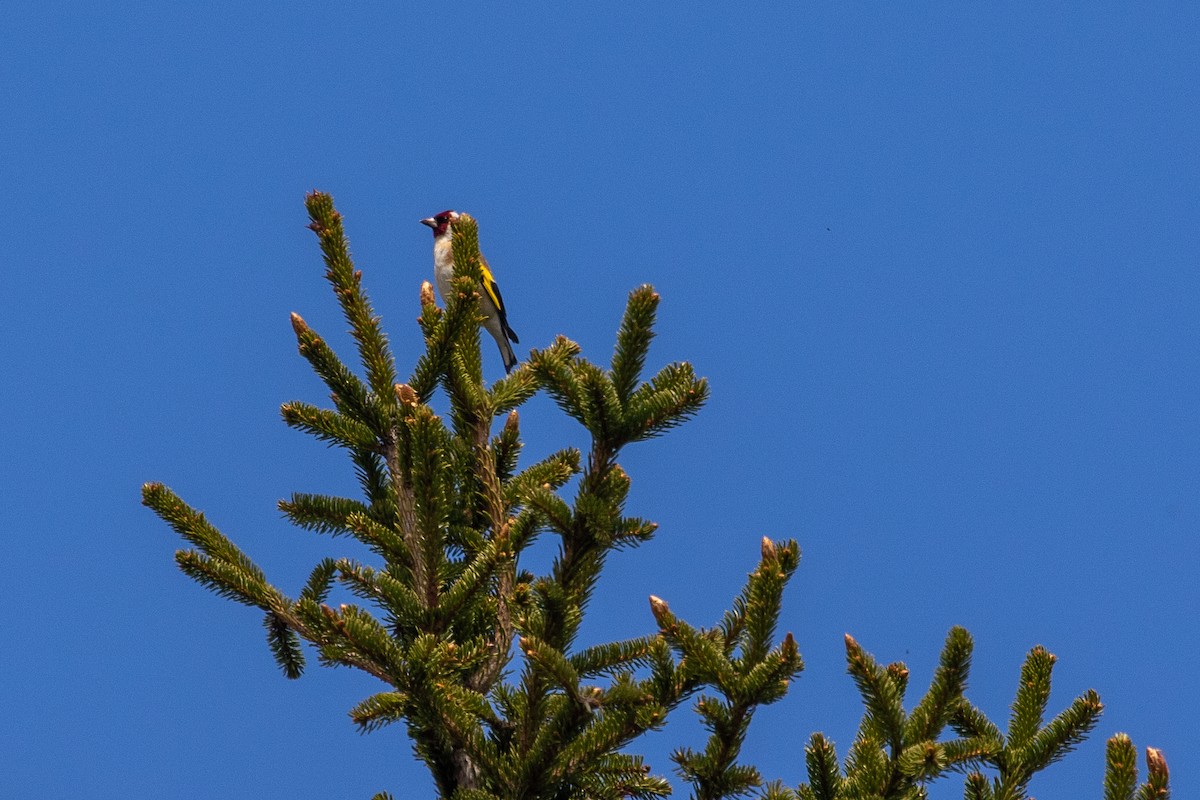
[420, 210, 520, 373]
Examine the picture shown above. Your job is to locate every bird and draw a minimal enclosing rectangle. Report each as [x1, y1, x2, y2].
[420, 210, 520, 373]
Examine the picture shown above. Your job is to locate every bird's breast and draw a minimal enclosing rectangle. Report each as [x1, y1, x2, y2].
[432, 238, 454, 300]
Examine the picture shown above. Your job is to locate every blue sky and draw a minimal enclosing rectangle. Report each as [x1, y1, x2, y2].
[2, 3, 1196, 798]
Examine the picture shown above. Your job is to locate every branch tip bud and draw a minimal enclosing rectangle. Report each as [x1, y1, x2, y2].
[395, 383, 419, 407]
[649, 595, 673, 626]
[1146, 747, 1168, 778]
[761, 536, 776, 561]
[419, 281, 436, 307]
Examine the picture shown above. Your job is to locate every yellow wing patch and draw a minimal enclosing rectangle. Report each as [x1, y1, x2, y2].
[478, 259, 507, 316]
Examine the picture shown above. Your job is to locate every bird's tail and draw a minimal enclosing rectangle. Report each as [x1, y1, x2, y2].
[498, 336, 518, 373]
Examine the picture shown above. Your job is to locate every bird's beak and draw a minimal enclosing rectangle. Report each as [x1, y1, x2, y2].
[420, 217, 436, 228]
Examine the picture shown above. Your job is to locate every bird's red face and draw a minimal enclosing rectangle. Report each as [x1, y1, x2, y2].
[420, 210, 458, 237]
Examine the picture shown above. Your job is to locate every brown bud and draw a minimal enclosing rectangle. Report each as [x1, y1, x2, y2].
[761, 536, 777, 561]
[649, 595, 673, 626]
[420, 280, 436, 308]
[1146, 747, 1168, 779]
[290, 312, 308, 336]
[395, 383, 419, 407]
[505, 410, 520, 435]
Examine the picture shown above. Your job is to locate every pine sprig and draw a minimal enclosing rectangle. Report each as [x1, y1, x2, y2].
[530, 291, 708, 450]
[653, 539, 802, 800]
[174, 549, 275, 608]
[1022, 688, 1103, 771]
[802, 734, 843, 800]
[1007, 645, 1056, 750]
[844, 633, 907, 753]
[944, 644, 1109, 799]
[278, 492, 372, 536]
[299, 558, 338, 605]
[622, 361, 709, 443]
[611, 285, 659, 405]
[504, 448, 582, 508]
[795, 628, 987, 799]
[280, 400, 377, 450]
[568, 636, 658, 678]
[349, 691, 410, 734]
[305, 190, 397, 402]
[264, 611, 305, 679]
[904, 625, 972, 743]
[289, 312, 388, 435]
[143, 483, 266, 578]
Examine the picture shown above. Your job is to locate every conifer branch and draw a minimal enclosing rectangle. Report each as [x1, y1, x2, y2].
[504, 448, 581, 508]
[411, 281, 450, 401]
[568, 637, 658, 678]
[305, 191, 397, 402]
[344, 512, 411, 566]
[335, 560, 425, 633]
[1103, 734, 1137, 800]
[611, 285, 659, 405]
[803, 734, 842, 800]
[299, 558, 338, 605]
[952, 699, 1005, 748]
[463, 382, 516, 694]
[280, 400, 378, 450]
[173, 550, 275, 608]
[278, 492, 373, 536]
[844, 633, 907, 754]
[964, 772, 994, 800]
[488, 366, 539, 414]
[1007, 645, 1056, 750]
[903, 625, 972, 743]
[1022, 689, 1103, 771]
[289, 312, 387, 435]
[654, 540, 802, 800]
[264, 611, 305, 679]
